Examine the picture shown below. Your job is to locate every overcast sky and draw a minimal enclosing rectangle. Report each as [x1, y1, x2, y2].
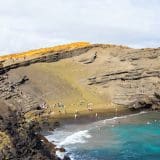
[0, 0, 160, 55]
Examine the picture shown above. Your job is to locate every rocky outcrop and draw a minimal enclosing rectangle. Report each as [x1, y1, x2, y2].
[0, 73, 40, 113]
[119, 48, 160, 62]
[79, 52, 97, 64]
[87, 67, 160, 110]
[0, 108, 53, 160]
[0, 107, 70, 160]
[88, 68, 160, 85]
[86, 46, 160, 110]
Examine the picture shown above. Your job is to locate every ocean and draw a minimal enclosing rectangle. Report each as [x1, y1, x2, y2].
[45, 111, 160, 160]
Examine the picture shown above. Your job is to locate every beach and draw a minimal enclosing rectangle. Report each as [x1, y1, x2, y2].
[45, 111, 160, 160]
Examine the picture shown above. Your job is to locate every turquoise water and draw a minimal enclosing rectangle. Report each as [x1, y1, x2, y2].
[46, 112, 160, 160]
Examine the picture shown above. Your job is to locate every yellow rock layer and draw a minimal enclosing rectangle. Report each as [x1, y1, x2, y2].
[0, 42, 90, 61]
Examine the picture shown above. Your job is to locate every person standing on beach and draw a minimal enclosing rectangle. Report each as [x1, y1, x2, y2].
[74, 113, 77, 119]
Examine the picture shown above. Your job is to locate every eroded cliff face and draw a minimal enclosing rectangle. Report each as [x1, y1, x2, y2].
[0, 43, 160, 115]
[86, 47, 160, 109]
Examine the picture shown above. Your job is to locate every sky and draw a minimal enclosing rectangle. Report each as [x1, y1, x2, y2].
[0, 0, 160, 55]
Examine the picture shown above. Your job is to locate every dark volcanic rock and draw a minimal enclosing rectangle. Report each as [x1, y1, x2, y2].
[0, 108, 65, 160]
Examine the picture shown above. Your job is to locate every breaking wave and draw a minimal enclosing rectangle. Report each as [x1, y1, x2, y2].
[59, 130, 91, 146]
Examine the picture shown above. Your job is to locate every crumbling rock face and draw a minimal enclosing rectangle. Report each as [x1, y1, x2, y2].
[129, 92, 160, 110]
[119, 48, 160, 62]
[0, 74, 39, 113]
[79, 52, 97, 64]
[86, 46, 160, 110]
[88, 67, 160, 110]
[88, 68, 160, 85]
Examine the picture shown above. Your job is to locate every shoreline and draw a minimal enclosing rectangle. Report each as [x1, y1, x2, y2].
[43, 110, 160, 160]
[0, 41, 160, 159]
[48, 111, 160, 160]
[39, 107, 151, 127]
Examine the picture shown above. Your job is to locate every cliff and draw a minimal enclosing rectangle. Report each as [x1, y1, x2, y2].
[0, 43, 159, 113]
[0, 42, 160, 159]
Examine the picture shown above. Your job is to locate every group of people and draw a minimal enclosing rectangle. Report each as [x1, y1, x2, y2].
[38, 101, 100, 119]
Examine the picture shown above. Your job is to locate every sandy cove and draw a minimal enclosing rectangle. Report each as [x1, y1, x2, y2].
[0, 42, 160, 159]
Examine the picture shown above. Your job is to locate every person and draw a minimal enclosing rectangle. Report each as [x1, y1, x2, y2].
[94, 52, 97, 59]
[87, 103, 93, 112]
[74, 113, 77, 119]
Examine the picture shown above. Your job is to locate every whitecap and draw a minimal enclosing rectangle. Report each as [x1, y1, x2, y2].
[59, 130, 92, 146]
[56, 150, 65, 159]
[94, 111, 148, 124]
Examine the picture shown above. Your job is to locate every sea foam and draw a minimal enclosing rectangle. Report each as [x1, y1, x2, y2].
[45, 129, 92, 147]
[59, 130, 91, 146]
[91, 111, 148, 129]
